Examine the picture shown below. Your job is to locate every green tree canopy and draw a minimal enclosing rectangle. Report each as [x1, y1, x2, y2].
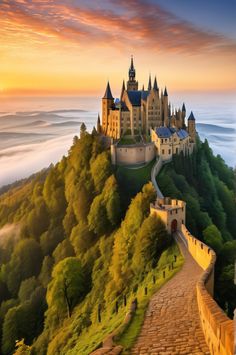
[46, 257, 86, 322]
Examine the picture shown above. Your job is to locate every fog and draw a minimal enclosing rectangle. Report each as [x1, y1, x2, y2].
[0, 94, 235, 188]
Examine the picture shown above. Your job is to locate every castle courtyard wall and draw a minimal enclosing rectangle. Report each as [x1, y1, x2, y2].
[111, 142, 155, 165]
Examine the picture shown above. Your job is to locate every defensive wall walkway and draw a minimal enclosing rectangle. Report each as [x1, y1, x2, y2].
[91, 156, 234, 355]
[132, 158, 234, 355]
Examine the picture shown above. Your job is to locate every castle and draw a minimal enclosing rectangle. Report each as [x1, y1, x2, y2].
[98, 57, 196, 165]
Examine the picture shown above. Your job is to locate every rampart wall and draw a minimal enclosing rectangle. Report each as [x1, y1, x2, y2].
[180, 224, 234, 355]
[111, 142, 155, 165]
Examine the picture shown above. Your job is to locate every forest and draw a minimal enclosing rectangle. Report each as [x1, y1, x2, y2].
[0, 126, 235, 354]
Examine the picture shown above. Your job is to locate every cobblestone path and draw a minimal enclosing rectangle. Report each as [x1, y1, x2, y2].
[131, 235, 210, 355]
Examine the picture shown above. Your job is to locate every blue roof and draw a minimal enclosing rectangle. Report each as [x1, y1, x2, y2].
[141, 90, 149, 101]
[155, 127, 172, 138]
[177, 129, 189, 139]
[155, 127, 188, 139]
[127, 91, 142, 106]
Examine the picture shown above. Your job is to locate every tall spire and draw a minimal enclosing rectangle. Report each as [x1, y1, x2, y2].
[121, 80, 125, 98]
[164, 86, 168, 96]
[148, 74, 152, 91]
[153, 76, 158, 91]
[182, 102, 186, 112]
[103, 81, 113, 99]
[129, 55, 136, 81]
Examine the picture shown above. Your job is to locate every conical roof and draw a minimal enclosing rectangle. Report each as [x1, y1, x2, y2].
[188, 111, 195, 120]
[148, 75, 152, 90]
[153, 76, 158, 91]
[103, 81, 113, 99]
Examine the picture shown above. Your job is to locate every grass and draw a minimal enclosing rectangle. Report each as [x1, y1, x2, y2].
[61, 242, 184, 355]
[118, 135, 142, 146]
[116, 243, 184, 353]
[116, 159, 155, 202]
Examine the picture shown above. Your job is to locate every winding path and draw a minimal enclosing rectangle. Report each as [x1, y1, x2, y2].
[131, 234, 210, 355]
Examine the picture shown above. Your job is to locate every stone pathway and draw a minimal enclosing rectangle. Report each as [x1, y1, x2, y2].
[131, 234, 210, 355]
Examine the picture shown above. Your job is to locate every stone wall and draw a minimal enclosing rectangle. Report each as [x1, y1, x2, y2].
[111, 142, 155, 165]
[180, 225, 234, 355]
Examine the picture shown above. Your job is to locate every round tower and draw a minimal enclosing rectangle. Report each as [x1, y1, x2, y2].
[102, 81, 114, 135]
[188, 111, 196, 142]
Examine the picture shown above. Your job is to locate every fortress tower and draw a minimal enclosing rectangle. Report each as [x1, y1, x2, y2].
[127, 56, 138, 91]
[188, 111, 196, 142]
[102, 81, 114, 134]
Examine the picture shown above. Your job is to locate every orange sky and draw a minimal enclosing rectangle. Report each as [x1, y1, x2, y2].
[0, 0, 236, 96]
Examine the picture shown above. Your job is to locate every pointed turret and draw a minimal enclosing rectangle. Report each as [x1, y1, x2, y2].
[103, 81, 113, 99]
[127, 55, 138, 90]
[121, 80, 125, 99]
[148, 74, 152, 91]
[187, 111, 196, 142]
[164, 86, 168, 96]
[182, 103, 186, 112]
[153, 76, 158, 91]
[188, 111, 195, 120]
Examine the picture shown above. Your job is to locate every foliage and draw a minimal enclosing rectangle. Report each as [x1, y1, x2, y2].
[46, 257, 86, 324]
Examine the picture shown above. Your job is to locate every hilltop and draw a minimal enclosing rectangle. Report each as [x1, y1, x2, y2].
[0, 128, 235, 354]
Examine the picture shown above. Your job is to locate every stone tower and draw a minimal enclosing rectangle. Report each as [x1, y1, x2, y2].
[102, 81, 114, 134]
[188, 111, 196, 142]
[163, 86, 169, 127]
[127, 56, 138, 91]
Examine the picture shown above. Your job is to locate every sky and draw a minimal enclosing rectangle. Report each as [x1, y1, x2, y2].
[0, 0, 236, 96]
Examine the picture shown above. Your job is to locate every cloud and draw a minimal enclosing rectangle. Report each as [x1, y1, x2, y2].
[1, 0, 236, 55]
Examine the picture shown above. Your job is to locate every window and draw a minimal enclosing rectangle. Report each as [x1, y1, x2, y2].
[162, 149, 165, 154]
[168, 149, 171, 154]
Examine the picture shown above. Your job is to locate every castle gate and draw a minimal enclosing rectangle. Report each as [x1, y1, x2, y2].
[171, 219, 177, 233]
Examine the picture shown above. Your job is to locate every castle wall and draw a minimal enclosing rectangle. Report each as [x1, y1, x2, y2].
[111, 142, 155, 166]
[180, 225, 234, 355]
[150, 199, 186, 234]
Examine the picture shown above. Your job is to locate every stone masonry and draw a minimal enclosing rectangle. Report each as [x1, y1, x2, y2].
[131, 236, 211, 355]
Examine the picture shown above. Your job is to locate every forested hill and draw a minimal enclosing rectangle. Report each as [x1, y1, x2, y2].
[157, 138, 236, 317]
[0, 129, 235, 354]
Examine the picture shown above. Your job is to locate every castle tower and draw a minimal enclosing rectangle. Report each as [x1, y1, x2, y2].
[127, 56, 138, 91]
[163, 86, 169, 127]
[102, 81, 114, 134]
[188, 111, 196, 142]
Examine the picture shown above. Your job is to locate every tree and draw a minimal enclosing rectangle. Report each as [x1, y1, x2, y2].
[2, 239, 42, 296]
[80, 123, 87, 138]
[46, 257, 86, 320]
[203, 224, 223, 254]
[39, 256, 54, 288]
[18, 277, 38, 303]
[102, 175, 121, 226]
[70, 222, 95, 255]
[90, 152, 112, 193]
[133, 215, 171, 273]
[52, 239, 75, 264]
[88, 195, 110, 235]
[40, 225, 64, 256]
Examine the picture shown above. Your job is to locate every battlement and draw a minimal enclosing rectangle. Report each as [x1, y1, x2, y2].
[180, 225, 234, 355]
[150, 197, 186, 234]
